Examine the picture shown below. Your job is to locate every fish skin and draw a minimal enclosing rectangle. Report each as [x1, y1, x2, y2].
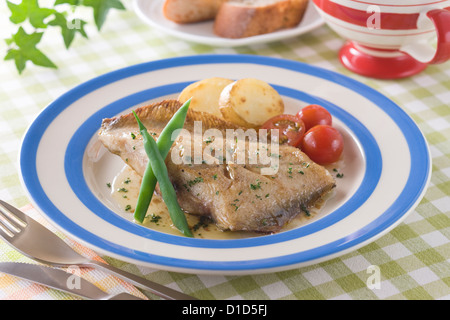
[98, 99, 335, 233]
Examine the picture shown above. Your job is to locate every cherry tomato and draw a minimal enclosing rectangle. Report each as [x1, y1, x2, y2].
[301, 125, 344, 165]
[260, 114, 306, 147]
[297, 104, 332, 131]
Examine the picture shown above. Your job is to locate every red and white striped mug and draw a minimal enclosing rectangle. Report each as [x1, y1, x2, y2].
[312, 0, 450, 79]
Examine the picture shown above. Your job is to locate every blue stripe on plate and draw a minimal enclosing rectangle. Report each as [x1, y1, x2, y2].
[64, 82, 381, 248]
[20, 54, 430, 271]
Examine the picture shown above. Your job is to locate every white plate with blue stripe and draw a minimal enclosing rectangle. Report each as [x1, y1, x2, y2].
[133, 0, 324, 47]
[19, 55, 431, 275]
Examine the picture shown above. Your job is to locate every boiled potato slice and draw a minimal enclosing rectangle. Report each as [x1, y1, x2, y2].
[178, 77, 234, 119]
[219, 78, 284, 128]
[218, 103, 252, 128]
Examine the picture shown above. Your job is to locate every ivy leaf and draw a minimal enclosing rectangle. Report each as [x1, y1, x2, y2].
[82, 0, 125, 30]
[5, 0, 126, 74]
[7, 0, 55, 29]
[54, 0, 82, 5]
[4, 27, 57, 74]
[48, 12, 88, 48]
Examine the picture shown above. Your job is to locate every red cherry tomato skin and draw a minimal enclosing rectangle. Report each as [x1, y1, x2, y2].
[301, 125, 344, 165]
[297, 104, 332, 132]
[260, 114, 306, 147]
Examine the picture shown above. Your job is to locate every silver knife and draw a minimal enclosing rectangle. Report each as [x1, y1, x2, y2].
[0, 262, 144, 300]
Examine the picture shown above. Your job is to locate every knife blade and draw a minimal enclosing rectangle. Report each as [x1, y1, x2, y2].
[0, 262, 143, 300]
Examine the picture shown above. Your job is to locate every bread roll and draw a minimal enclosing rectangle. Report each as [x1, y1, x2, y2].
[163, 0, 226, 23]
[214, 0, 309, 38]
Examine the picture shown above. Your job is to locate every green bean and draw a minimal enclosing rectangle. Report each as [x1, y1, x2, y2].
[133, 99, 191, 223]
[133, 107, 193, 237]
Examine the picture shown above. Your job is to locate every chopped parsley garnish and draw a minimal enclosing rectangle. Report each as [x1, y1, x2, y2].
[231, 203, 239, 211]
[333, 168, 344, 178]
[149, 214, 162, 224]
[301, 204, 311, 217]
[204, 137, 214, 144]
[183, 176, 204, 191]
[188, 176, 204, 186]
[192, 216, 211, 232]
[250, 181, 262, 190]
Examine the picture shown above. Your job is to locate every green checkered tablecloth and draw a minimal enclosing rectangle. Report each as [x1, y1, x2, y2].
[0, 1, 448, 300]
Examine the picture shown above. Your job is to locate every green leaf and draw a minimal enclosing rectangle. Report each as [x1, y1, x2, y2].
[5, 27, 57, 74]
[13, 27, 43, 48]
[28, 49, 58, 68]
[54, 0, 81, 5]
[48, 12, 88, 48]
[7, 0, 55, 29]
[82, 0, 125, 30]
[5, 0, 126, 74]
[5, 49, 27, 74]
[4, 37, 14, 46]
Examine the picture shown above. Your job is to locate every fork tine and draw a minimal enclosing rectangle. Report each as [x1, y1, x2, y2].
[0, 200, 27, 226]
[0, 220, 15, 238]
[0, 200, 28, 238]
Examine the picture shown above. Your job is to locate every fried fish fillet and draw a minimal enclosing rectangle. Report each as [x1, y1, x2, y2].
[98, 100, 335, 233]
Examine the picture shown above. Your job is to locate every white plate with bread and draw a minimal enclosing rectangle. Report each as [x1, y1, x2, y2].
[133, 0, 324, 47]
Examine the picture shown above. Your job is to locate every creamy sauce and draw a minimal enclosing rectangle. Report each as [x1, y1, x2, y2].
[110, 164, 337, 239]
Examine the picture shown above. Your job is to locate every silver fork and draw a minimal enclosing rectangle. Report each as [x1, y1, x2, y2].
[0, 200, 197, 300]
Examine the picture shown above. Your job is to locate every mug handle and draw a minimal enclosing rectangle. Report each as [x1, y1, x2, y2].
[400, 8, 450, 64]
